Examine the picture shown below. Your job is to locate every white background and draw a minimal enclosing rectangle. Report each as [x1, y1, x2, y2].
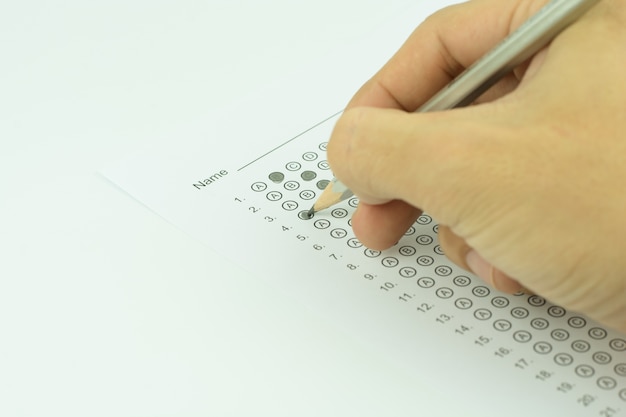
[0, 1, 470, 416]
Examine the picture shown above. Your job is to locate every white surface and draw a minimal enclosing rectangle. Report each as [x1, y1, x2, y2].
[0, 1, 461, 416]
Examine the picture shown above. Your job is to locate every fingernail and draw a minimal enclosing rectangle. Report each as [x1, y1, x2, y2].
[465, 250, 492, 285]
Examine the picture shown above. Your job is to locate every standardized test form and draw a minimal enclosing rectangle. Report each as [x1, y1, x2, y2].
[104, 3, 626, 416]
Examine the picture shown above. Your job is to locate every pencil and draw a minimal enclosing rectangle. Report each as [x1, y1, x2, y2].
[306, 178, 353, 218]
[307, 0, 601, 216]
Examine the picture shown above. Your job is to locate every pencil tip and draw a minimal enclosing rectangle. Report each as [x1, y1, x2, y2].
[305, 206, 315, 219]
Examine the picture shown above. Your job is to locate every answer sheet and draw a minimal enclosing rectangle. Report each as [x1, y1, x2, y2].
[104, 3, 626, 415]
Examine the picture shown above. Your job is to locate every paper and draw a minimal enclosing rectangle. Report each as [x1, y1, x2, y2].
[103, 3, 626, 415]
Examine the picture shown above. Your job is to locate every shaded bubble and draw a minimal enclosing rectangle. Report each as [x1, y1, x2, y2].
[269, 172, 285, 183]
[298, 210, 314, 220]
[301, 170, 317, 181]
[316, 179, 330, 190]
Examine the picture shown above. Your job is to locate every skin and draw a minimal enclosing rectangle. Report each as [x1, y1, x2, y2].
[327, 0, 626, 332]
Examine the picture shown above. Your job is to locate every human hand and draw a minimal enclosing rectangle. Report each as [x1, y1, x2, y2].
[327, 0, 626, 332]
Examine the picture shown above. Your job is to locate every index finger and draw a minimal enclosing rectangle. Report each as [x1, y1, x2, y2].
[347, 0, 549, 111]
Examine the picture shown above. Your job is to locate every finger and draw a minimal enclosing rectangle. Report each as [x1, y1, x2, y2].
[327, 104, 521, 229]
[465, 250, 523, 294]
[437, 225, 472, 270]
[345, 0, 549, 111]
[351, 200, 421, 251]
[438, 226, 524, 294]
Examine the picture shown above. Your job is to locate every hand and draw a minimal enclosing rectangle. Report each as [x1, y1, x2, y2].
[327, 0, 626, 332]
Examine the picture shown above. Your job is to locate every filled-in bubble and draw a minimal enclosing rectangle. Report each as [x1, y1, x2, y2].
[298, 210, 314, 220]
[301, 170, 317, 181]
[316, 179, 330, 190]
[269, 172, 285, 183]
